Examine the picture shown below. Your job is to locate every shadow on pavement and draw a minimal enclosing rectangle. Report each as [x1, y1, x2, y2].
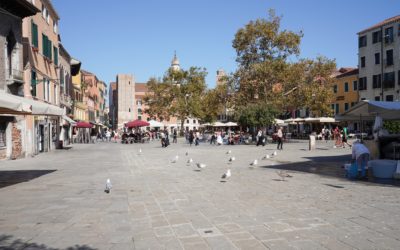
[0, 234, 96, 250]
[0, 170, 56, 189]
[260, 155, 400, 188]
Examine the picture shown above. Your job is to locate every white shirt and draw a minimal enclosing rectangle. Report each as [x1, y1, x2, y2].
[352, 143, 370, 160]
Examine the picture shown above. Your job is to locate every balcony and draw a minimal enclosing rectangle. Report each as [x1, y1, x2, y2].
[7, 69, 24, 84]
[60, 93, 73, 108]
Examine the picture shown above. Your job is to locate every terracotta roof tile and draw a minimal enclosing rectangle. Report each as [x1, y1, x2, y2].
[358, 15, 400, 34]
[336, 68, 358, 79]
[135, 83, 148, 92]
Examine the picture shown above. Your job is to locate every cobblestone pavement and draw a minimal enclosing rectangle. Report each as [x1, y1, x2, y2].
[0, 139, 400, 250]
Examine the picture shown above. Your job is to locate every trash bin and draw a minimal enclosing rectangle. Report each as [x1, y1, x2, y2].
[57, 140, 63, 149]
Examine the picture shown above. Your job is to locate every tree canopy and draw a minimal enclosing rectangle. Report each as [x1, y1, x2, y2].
[230, 9, 336, 122]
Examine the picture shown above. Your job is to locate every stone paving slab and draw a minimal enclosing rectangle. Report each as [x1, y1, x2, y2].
[0, 139, 400, 249]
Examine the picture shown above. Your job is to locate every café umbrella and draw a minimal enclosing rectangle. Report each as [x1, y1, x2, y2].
[125, 120, 150, 128]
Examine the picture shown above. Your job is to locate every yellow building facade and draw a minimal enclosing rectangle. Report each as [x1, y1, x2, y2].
[332, 68, 359, 115]
[72, 71, 88, 121]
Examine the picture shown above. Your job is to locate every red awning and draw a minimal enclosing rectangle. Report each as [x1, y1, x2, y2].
[75, 121, 93, 128]
[125, 120, 150, 128]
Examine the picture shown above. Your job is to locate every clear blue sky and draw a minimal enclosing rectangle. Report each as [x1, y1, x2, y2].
[53, 0, 398, 90]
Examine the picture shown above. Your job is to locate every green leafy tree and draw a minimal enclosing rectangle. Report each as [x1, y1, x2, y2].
[144, 67, 208, 133]
[235, 102, 277, 128]
[230, 9, 336, 119]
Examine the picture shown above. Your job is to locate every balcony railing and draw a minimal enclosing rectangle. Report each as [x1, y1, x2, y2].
[7, 69, 24, 84]
[60, 93, 73, 107]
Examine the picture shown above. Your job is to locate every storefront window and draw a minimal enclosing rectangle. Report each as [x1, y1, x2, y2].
[0, 121, 7, 147]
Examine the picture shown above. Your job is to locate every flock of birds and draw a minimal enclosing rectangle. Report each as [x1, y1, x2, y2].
[105, 147, 292, 193]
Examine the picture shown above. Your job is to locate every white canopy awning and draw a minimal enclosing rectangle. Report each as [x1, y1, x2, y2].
[212, 121, 226, 127]
[0, 91, 32, 115]
[274, 118, 285, 125]
[148, 119, 164, 127]
[7, 95, 64, 116]
[224, 122, 238, 127]
[62, 115, 76, 125]
[336, 100, 400, 121]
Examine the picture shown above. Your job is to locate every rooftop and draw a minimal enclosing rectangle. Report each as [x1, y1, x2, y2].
[358, 15, 400, 34]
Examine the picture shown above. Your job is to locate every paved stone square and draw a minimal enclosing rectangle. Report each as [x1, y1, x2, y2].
[0, 139, 400, 249]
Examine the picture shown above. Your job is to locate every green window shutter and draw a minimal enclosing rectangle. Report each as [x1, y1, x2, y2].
[48, 40, 52, 60]
[31, 21, 38, 48]
[42, 33, 46, 56]
[53, 46, 58, 65]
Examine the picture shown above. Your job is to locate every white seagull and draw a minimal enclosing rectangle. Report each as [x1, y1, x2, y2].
[170, 155, 179, 164]
[185, 151, 189, 156]
[187, 158, 193, 165]
[221, 169, 231, 179]
[139, 148, 142, 155]
[105, 178, 112, 193]
[272, 151, 277, 157]
[250, 159, 258, 167]
[276, 170, 291, 181]
[262, 154, 270, 160]
[226, 150, 232, 154]
[196, 163, 206, 169]
[228, 156, 235, 163]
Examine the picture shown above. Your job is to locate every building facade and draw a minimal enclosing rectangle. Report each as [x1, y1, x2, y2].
[0, 0, 39, 160]
[22, 0, 63, 155]
[332, 68, 359, 115]
[108, 81, 117, 128]
[116, 74, 135, 128]
[72, 70, 87, 121]
[358, 15, 400, 102]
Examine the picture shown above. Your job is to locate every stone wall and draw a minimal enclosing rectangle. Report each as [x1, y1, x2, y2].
[11, 122, 22, 159]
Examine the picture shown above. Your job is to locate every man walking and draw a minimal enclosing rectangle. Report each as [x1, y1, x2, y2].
[277, 127, 283, 150]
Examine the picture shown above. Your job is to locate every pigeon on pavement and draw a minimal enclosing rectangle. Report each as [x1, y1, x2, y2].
[221, 169, 231, 179]
[105, 178, 112, 193]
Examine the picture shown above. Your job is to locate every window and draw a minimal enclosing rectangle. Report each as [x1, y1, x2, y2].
[358, 35, 367, 47]
[386, 49, 393, 66]
[138, 116, 142, 120]
[372, 74, 381, 89]
[193, 120, 196, 124]
[335, 104, 339, 114]
[331, 104, 335, 111]
[31, 21, 38, 48]
[41, 5, 46, 19]
[375, 53, 380, 64]
[138, 108, 142, 115]
[54, 84, 58, 104]
[351, 102, 356, 107]
[46, 80, 50, 101]
[344, 103, 349, 111]
[384, 26, 393, 44]
[383, 72, 395, 88]
[372, 30, 382, 43]
[386, 95, 394, 102]
[31, 70, 36, 96]
[0, 121, 6, 148]
[358, 77, 367, 90]
[53, 21, 58, 33]
[344, 82, 349, 92]
[399, 71, 400, 85]
[53, 46, 58, 66]
[375, 96, 380, 101]
[353, 80, 358, 91]
[360, 56, 365, 68]
[361, 98, 366, 101]
[186, 119, 189, 124]
[42, 34, 52, 60]
[333, 85, 337, 93]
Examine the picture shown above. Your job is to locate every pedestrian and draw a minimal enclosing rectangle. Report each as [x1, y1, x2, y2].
[160, 130, 166, 147]
[210, 133, 216, 144]
[277, 126, 283, 150]
[256, 129, 265, 146]
[105, 129, 111, 142]
[341, 125, 352, 148]
[173, 129, 177, 143]
[188, 130, 194, 146]
[216, 133, 223, 145]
